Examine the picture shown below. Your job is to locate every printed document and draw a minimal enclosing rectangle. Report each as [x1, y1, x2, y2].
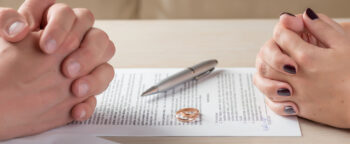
[49, 68, 301, 136]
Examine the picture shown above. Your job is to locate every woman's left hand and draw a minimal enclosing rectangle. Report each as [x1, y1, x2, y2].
[254, 8, 350, 128]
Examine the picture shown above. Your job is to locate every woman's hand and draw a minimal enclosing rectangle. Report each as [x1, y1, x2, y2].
[254, 8, 350, 128]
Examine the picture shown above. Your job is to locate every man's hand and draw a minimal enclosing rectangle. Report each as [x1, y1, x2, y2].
[0, 0, 115, 122]
[0, 25, 114, 139]
[0, 0, 116, 138]
[0, 4, 115, 139]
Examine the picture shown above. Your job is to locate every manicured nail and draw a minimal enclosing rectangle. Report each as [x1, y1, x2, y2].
[7, 21, 25, 36]
[45, 38, 57, 53]
[283, 65, 296, 74]
[306, 8, 319, 20]
[277, 88, 291, 96]
[78, 82, 89, 97]
[280, 12, 295, 17]
[79, 110, 86, 119]
[284, 106, 296, 114]
[67, 60, 81, 77]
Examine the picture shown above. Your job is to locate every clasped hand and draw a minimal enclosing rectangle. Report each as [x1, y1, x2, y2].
[255, 8, 350, 128]
[0, 0, 115, 140]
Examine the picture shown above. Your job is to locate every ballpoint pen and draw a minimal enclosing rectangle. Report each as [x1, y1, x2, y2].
[141, 59, 218, 96]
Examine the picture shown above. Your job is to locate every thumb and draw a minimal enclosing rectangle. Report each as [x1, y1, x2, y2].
[279, 12, 304, 34]
[0, 8, 30, 42]
[302, 8, 345, 48]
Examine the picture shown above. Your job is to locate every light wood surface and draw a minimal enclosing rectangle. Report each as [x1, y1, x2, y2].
[93, 20, 350, 144]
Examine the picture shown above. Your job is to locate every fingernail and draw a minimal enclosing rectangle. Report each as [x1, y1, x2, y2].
[306, 8, 319, 20]
[7, 21, 25, 36]
[78, 82, 89, 97]
[80, 110, 86, 119]
[67, 60, 81, 77]
[284, 106, 296, 114]
[283, 65, 296, 74]
[277, 88, 291, 96]
[280, 12, 295, 17]
[45, 38, 57, 53]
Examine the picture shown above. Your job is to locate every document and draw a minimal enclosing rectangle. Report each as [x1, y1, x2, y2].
[48, 68, 301, 136]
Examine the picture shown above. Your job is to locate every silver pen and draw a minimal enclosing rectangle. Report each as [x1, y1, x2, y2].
[141, 59, 218, 96]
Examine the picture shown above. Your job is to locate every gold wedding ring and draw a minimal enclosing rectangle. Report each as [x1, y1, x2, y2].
[176, 108, 200, 122]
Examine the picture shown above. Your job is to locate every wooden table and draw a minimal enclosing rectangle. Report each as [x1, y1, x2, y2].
[94, 20, 350, 144]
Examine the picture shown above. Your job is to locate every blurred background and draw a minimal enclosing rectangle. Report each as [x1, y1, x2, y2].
[1, 0, 349, 19]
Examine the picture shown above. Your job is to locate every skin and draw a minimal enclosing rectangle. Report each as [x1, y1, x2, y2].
[0, 0, 111, 121]
[0, 0, 115, 140]
[254, 9, 350, 128]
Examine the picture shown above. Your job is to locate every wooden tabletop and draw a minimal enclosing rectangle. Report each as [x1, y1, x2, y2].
[94, 20, 350, 144]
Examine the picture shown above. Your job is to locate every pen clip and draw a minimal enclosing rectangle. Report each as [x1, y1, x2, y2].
[194, 68, 215, 80]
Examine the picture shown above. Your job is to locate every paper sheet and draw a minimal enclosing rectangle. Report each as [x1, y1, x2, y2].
[46, 68, 301, 136]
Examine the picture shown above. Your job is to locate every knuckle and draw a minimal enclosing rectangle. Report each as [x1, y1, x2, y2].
[264, 41, 275, 52]
[103, 63, 115, 75]
[56, 3, 74, 14]
[52, 3, 76, 21]
[253, 74, 271, 96]
[257, 60, 268, 77]
[0, 8, 15, 17]
[111, 43, 116, 56]
[0, 8, 14, 13]
[80, 45, 96, 59]
[106, 64, 115, 80]
[86, 28, 110, 47]
[107, 41, 116, 58]
[62, 33, 80, 52]
[97, 63, 115, 83]
[260, 81, 276, 100]
[273, 25, 282, 40]
[68, 33, 80, 47]
[264, 94, 276, 102]
[295, 51, 311, 66]
[265, 99, 283, 115]
[271, 53, 285, 69]
[92, 28, 109, 40]
[264, 97, 272, 106]
[51, 23, 70, 35]
[75, 8, 95, 23]
[260, 40, 271, 56]
[89, 96, 97, 105]
[255, 52, 263, 67]
[265, 94, 275, 101]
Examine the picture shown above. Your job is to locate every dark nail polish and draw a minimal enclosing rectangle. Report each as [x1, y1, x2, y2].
[284, 106, 296, 114]
[283, 65, 296, 74]
[277, 88, 291, 96]
[280, 12, 295, 17]
[306, 8, 319, 20]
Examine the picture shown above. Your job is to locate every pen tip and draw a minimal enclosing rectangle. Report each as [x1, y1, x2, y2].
[140, 86, 158, 96]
